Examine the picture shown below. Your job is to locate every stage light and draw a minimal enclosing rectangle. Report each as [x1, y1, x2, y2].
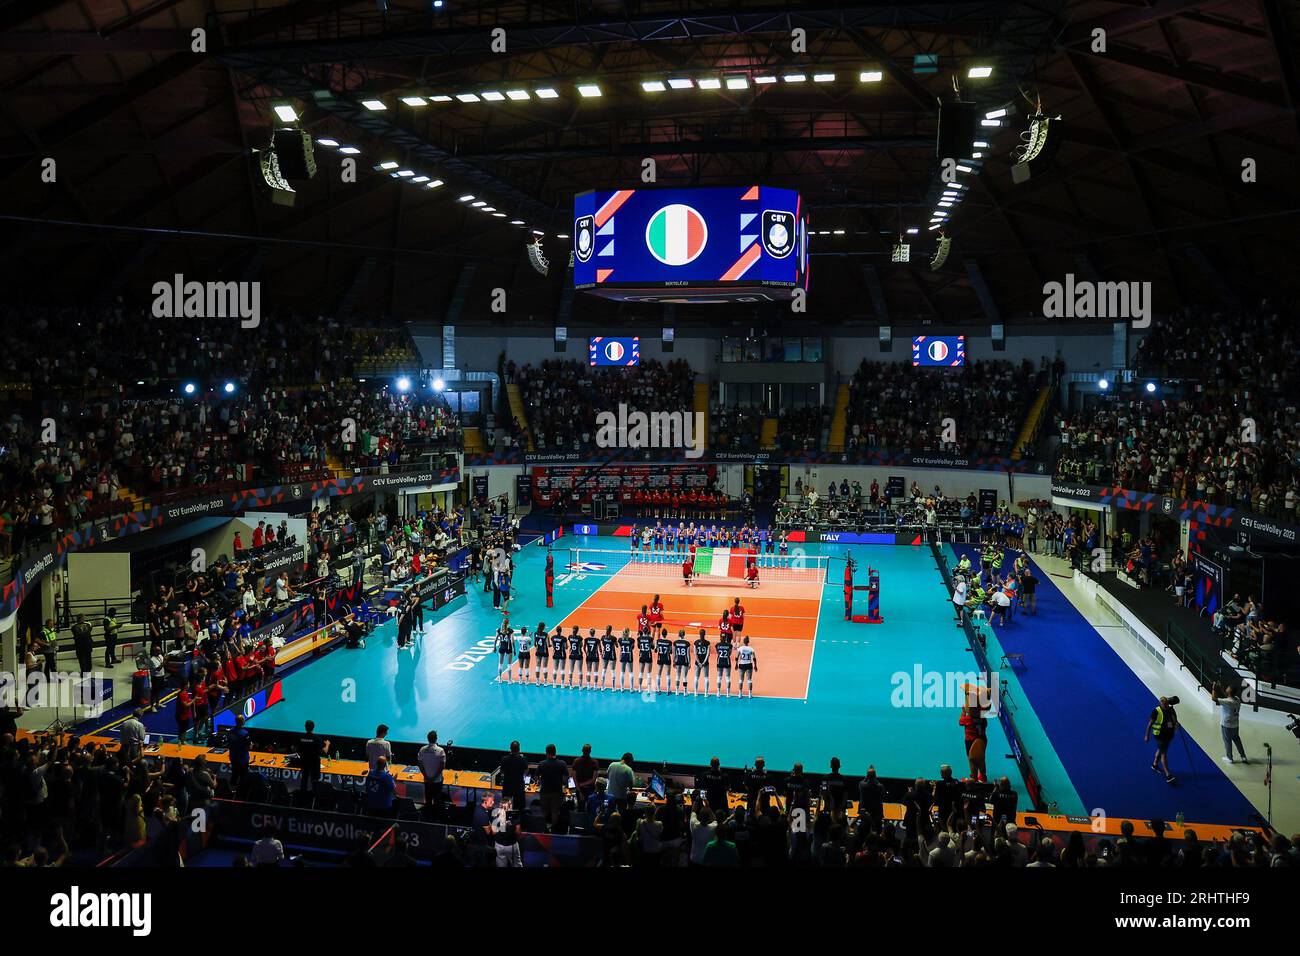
[974, 140, 989, 148]
[471, 200, 487, 207]
[430, 94, 453, 103]
[968, 66, 993, 78]
[754, 75, 778, 85]
[642, 80, 666, 92]
[833, 229, 845, 235]
[668, 78, 695, 90]
[481, 206, 496, 212]
[697, 77, 722, 90]
[535, 88, 559, 99]
[986, 108, 1007, 119]
[402, 96, 427, 106]
[396, 169, 415, 177]
[411, 176, 430, 183]
[971, 152, 983, 158]
[532, 230, 545, 236]
[458, 194, 475, 202]
[273, 103, 298, 123]
[396, 376, 411, 393]
[338, 146, 360, 154]
[556, 233, 570, 239]
[1098, 379, 1109, 390]
[927, 223, 941, 231]
[223, 381, 236, 394]
[481, 91, 505, 102]
[956, 164, 973, 173]
[725, 75, 748, 90]
[492, 212, 506, 217]
[859, 70, 883, 82]
[510, 219, 525, 225]
[433, 378, 445, 391]
[455, 92, 481, 103]
[981, 118, 1002, 127]
[906, 227, 919, 235]
[783, 73, 807, 83]
[377, 161, 398, 170]
[183, 382, 196, 395]
[316, 138, 339, 147]
[425, 180, 444, 188]
[1146, 382, 1157, 393]
[361, 99, 387, 111]
[813, 73, 836, 83]
[577, 83, 602, 97]
[506, 89, 530, 100]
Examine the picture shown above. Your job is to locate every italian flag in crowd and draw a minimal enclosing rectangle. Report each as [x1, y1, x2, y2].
[693, 547, 755, 578]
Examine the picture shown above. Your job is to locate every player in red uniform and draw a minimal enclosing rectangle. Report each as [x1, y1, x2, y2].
[637, 604, 650, 635]
[683, 552, 694, 586]
[730, 598, 746, 637]
[746, 558, 759, 589]
[718, 608, 734, 646]
[648, 595, 665, 628]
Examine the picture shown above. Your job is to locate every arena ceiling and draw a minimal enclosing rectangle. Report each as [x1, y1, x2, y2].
[1, 0, 1297, 327]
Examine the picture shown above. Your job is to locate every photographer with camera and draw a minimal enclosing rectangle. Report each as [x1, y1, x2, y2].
[1209, 682, 1249, 764]
[1143, 695, 1180, 784]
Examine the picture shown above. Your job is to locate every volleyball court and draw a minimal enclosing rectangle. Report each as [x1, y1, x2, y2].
[508, 546, 827, 699]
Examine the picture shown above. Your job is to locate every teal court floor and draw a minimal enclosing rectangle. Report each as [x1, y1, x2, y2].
[250, 536, 1073, 810]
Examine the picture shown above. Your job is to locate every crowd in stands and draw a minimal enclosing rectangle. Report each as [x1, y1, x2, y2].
[4, 726, 1292, 868]
[512, 359, 695, 452]
[0, 382, 459, 561]
[710, 403, 765, 452]
[845, 359, 1043, 458]
[1056, 306, 1300, 517]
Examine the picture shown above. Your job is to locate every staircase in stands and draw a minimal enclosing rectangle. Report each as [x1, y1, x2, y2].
[826, 383, 851, 452]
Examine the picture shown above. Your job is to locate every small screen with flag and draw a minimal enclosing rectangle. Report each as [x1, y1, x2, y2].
[589, 336, 641, 367]
[912, 335, 966, 367]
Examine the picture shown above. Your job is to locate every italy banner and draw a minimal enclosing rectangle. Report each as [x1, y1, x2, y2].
[693, 546, 754, 578]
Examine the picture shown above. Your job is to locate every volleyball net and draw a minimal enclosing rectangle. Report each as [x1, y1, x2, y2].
[563, 547, 829, 584]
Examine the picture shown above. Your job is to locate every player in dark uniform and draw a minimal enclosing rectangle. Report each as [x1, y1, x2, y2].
[692, 630, 711, 696]
[654, 629, 673, 694]
[583, 629, 601, 688]
[636, 628, 654, 691]
[617, 628, 635, 691]
[548, 626, 565, 685]
[566, 627, 583, 686]
[715, 633, 734, 697]
[672, 629, 691, 694]
[599, 626, 616, 690]
[495, 619, 515, 681]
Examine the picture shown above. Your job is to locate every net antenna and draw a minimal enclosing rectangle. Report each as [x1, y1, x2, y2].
[526, 236, 550, 276]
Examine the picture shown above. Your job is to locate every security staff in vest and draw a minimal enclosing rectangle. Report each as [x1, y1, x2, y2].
[38, 619, 59, 676]
[102, 607, 121, 666]
[71, 614, 94, 674]
[1144, 695, 1180, 785]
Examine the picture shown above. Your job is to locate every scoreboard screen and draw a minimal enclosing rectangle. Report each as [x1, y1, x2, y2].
[573, 186, 809, 303]
[912, 335, 966, 367]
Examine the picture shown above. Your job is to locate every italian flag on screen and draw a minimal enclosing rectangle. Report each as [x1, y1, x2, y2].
[693, 547, 754, 578]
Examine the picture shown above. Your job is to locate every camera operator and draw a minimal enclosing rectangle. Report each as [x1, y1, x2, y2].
[1209, 682, 1249, 764]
